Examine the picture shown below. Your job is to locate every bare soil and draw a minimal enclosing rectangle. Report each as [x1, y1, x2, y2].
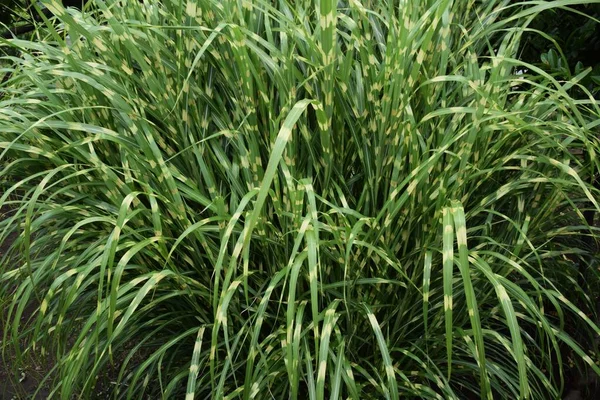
[0, 205, 51, 400]
[0, 206, 142, 399]
[0, 208, 51, 400]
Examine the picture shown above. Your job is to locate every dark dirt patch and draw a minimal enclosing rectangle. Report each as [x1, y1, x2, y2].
[0, 206, 50, 400]
[0, 206, 136, 399]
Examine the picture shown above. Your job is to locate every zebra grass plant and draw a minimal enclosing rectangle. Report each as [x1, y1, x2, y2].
[1, 0, 600, 398]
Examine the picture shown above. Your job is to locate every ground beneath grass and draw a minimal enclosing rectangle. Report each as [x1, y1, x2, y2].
[0, 224, 51, 399]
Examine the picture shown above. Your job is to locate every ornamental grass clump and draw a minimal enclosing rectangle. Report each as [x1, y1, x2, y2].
[1, 0, 600, 398]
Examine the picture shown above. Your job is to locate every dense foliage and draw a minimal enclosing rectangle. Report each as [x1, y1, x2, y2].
[1, 0, 600, 398]
[0, 0, 23, 26]
[0, 0, 41, 29]
[518, 2, 600, 97]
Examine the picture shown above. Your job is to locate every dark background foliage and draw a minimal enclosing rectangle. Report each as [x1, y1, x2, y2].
[0, 1, 85, 36]
[518, 3, 600, 95]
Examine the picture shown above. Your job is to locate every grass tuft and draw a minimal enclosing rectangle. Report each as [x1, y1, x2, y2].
[1, 0, 600, 398]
